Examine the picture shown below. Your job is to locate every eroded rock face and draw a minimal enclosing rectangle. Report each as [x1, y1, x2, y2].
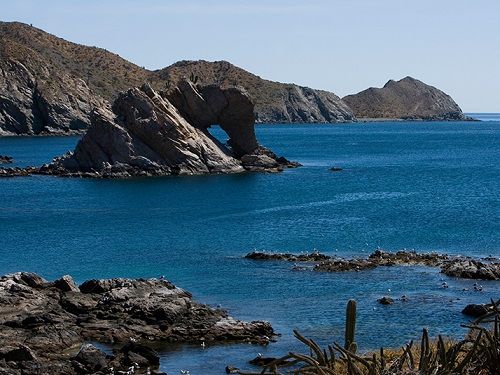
[0, 272, 274, 374]
[37, 82, 297, 178]
[343, 77, 469, 121]
[0, 59, 106, 135]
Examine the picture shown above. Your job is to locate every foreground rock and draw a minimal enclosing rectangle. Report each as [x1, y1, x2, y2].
[0, 273, 274, 374]
[343, 77, 469, 121]
[246, 250, 500, 280]
[462, 303, 496, 318]
[0, 155, 13, 163]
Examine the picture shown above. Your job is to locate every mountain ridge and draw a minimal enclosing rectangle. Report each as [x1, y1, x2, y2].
[0, 21, 354, 135]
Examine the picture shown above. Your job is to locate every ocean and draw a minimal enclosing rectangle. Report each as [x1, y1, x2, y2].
[0, 120, 499, 374]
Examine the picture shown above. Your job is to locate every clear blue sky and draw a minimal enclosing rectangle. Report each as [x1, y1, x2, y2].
[2, 0, 499, 112]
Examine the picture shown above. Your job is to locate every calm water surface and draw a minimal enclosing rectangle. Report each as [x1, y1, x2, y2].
[0, 122, 499, 374]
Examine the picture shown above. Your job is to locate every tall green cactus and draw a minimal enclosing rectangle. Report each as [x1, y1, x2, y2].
[344, 299, 357, 353]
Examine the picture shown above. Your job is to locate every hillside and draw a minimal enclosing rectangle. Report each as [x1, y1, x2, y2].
[0, 22, 353, 135]
[343, 77, 467, 121]
[157, 60, 354, 123]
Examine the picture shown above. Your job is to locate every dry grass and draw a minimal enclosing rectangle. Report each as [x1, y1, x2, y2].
[235, 299, 500, 375]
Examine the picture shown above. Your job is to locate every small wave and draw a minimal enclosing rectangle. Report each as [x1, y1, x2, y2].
[203, 191, 412, 221]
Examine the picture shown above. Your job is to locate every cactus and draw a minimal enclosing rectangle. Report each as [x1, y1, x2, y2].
[344, 299, 357, 353]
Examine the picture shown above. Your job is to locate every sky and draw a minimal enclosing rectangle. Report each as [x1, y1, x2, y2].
[2, 0, 499, 112]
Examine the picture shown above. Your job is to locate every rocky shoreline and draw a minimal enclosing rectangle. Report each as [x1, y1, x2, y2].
[245, 250, 500, 280]
[0, 273, 274, 374]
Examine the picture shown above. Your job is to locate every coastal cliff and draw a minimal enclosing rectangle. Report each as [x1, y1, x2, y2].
[0, 22, 145, 135]
[343, 77, 468, 121]
[0, 22, 353, 136]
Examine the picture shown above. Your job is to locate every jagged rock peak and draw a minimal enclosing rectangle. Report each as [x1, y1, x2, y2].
[343, 76, 469, 121]
[42, 81, 298, 178]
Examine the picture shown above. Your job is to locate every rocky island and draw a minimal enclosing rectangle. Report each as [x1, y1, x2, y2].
[0, 272, 274, 374]
[343, 77, 469, 121]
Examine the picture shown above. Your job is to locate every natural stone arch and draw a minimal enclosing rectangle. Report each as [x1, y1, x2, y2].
[165, 80, 258, 157]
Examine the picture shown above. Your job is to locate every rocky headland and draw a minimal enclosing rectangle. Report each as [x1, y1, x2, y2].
[0, 80, 299, 178]
[245, 250, 500, 280]
[0, 22, 353, 136]
[0, 272, 274, 374]
[343, 77, 470, 121]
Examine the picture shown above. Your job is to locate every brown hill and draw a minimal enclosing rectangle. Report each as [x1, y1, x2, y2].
[0, 22, 353, 135]
[157, 60, 354, 123]
[343, 77, 467, 121]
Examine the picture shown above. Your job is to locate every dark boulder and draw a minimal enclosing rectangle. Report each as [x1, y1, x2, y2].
[378, 296, 394, 305]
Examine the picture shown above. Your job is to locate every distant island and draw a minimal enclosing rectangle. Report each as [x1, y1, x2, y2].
[0, 21, 470, 136]
[343, 77, 469, 121]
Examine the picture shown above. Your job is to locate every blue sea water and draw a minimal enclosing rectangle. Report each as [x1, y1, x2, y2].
[0, 121, 499, 374]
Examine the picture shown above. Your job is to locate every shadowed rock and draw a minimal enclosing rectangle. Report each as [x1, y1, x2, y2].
[0, 272, 274, 374]
[462, 303, 493, 318]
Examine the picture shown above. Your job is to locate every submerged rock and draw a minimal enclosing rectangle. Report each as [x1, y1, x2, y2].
[0, 272, 274, 374]
[378, 296, 394, 305]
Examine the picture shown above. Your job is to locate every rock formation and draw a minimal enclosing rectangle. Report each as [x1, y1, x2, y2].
[343, 77, 468, 121]
[0, 22, 353, 136]
[0, 272, 274, 374]
[36, 81, 297, 177]
[245, 251, 330, 262]
[441, 259, 500, 280]
[0, 155, 12, 163]
[245, 250, 500, 280]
